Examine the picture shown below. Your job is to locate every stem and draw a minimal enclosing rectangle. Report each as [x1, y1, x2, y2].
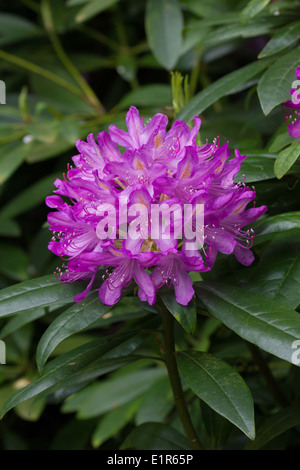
[0, 49, 84, 99]
[160, 303, 203, 450]
[246, 342, 288, 408]
[41, 0, 105, 112]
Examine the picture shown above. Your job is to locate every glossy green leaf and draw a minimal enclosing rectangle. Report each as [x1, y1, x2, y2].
[62, 366, 166, 418]
[0, 13, 42, 46]
[92, 400, 139, 448]
[0, 309, 46, 339]
[247, 231, 300, 309]
[145, 0, 183, 70]
[177, 351, 255, 439]
[245, 405, 300, 450]
[0, 275, 86, 317]
[0, 331, 136, 418]
[177, 58, 274, 123]
[75, 0, 119, 23]
[235, 153, 277, 182]
[36, 294, 111, 371]
[240, 0, 271, 24]
[135, 375, 173, 425]
[195, 282, 300, 364]
[121, 422, 191, 450]
[119, 84, 172, 109]
[274, 139, 300, 179]
[252, 212, 300, 244]
[258, 48, 300, 115]
[259, 21, 300, 58]
[0, 172, 60, 218]
[160, 293, 197, 334]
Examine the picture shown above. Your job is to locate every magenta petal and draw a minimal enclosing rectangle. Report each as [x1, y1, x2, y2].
[174, 270, 194, 305]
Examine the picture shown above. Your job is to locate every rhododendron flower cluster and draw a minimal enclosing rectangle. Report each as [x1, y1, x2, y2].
[46, 106, 267, 306]
[283, 66, 300, 139]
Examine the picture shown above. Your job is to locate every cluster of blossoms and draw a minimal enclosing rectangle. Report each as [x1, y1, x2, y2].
[283, 66, 300, 140]
[46, 106, 267, 306]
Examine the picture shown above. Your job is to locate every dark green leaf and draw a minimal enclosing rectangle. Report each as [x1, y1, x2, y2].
[274, 139, 300, 179]
[177, 58, 274, 123]
[121, 422, 191, 450]
[245, 405, 300, 449]
[145, 0, 183, 70]
[160, 293, 197, 334]
[36, 294, 111, 371]
[247, 231, 300, 309]
[240, 0, 271, 24]
[258, 48, 300, 115]
[62, 366, 166, 418]
[177, 351, 255, 439]
[259, 21, 300, 58]
[195, 282, 300, 364]
[0, 275, 86, 318]
[75, 0, 119, 23]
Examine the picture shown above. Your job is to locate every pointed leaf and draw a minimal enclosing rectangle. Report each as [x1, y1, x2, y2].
[160, 293, 197, 334]
[195, 282, 300, 364]
[36, 294, 111, 371]
[258, 48, 300, 115]
[145, 0, 183, 70]
[177, 350, 255, 439]
[121, 422, 191, 450]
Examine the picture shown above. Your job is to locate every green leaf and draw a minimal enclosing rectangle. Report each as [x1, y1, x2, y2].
[247, 232, 300, 309]
[177, 351, 255, 439]
[0, 218, 21, 237]
[235, 152, 277, 182]
[177, 58, 274, 123]
[240, 0, 271, 24]
[257, 48, 300, 115]
[259, 21, 300, 58]
[245, 405, 300, 450]
[0, 243, 28, 281]
[182, 0, 229, 18]
[61, 366, 166, 418]
[15, 396, 46, 422]
[0, 275, 86, 318]
[119, 84, 172, 109]
[0, 13, 42, 46]
[135, 376, 173, 425]
[75, 0, 119, 23]
[274, 139, 300, 179]
[252, 212, 300, 244]
[36, 294, 111, 372]
[0, 331, 136, 418]
[0, 309, 46, 339]
[195, 282, 300, 364]
[145, 0, 183, 70]
[0, 172, 60, 219]
[0, 145, 28, 185]
[121, 422, 191, 450]
[160, 293, 197, 334]
[92, 400, 139, 448]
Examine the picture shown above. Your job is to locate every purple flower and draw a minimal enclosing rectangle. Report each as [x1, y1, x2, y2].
[46, 106, 267, 306]
[282, 66, 300, 139]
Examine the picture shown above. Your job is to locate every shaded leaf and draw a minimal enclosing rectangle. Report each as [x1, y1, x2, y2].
[177, 351, 255, 439]
[195, 281, 300, 364]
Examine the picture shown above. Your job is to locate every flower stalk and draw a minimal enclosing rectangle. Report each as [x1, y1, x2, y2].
[160, 301, 203, 450]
